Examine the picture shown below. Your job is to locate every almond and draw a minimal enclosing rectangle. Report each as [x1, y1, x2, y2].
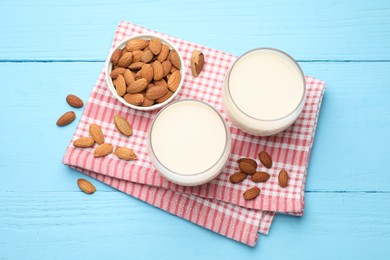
[73, 137, 95, 148]
[56, 111, 76, 126]
[141, 64, 154, 83]
[127, 78, 148, 93]
[251, 172, 270, 183]
[110, 48, 122, 65]
[170, 67, 178, 73]
[259, 151, 272, 168]
[89, 123, 104, 145]
[123, 69, 135, 85]
[162, 60, 172, 77]
[152, 60, 164, 81]
[237, 158, 257, 169]
[77, 178, 96, 194]
[141, 50, 154, 63]
[117, 52, 133, 68]
[126, 39, 149, 52]
[114, 74, 126, 96]
[153, 79, 168, 88]
[243, 187, 260, 200]
[278, 169, 289, 188]
[157, 44, 170, 62]
[142, 97, 155, 107]
[229, 172, 247, 184]
[135, 70, 142, 80]
[149, 37, 162, 55]
[169, 50, 181, 69]
[123, 93, 144, 106]
[129, 62, 145, 70]
[66, 94, 83, 108]
[168, 70, 182, 92]
[156, 90, 174, 103]
[146, 86, 168, 100]
[114, 147, 138, 161]
[132, 50, 143, 62]
[190, 50, 205, 77]
[110, 67, 126, 79]
[239, 161, 256, 175]
[94, 143, 113, 158]
[114, 115, 133, 136]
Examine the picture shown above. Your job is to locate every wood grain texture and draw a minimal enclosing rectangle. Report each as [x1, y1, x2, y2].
[0, 0, 389, 60]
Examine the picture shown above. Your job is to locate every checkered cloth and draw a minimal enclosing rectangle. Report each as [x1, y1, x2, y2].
[63, 21, 325, 246]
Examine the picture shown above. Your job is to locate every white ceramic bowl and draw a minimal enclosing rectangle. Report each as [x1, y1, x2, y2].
[105, 34, 185, 111]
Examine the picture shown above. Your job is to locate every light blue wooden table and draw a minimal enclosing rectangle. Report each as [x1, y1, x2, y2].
[1, 0, 389, 259]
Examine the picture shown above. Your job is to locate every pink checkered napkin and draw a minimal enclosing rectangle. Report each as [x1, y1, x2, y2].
[63, 21, 325, 246]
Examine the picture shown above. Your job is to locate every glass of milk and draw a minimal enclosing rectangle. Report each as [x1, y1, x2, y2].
[223, 48, 306, 136]
[148, 100, 231, 186]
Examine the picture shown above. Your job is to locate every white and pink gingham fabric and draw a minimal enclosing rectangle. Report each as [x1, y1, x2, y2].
[63, 21, 325, 246]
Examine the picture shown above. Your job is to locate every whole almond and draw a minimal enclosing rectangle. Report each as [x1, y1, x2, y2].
[229, 172, 247, 184]
[77, 178, 96, 194]
[123, 69, 135, 85]
[89, 123, 104, 145]
[56, 111, 76, 126]
[73, 137, 95, 148]
[141, 50, 154, 63]
[237, 158, 257, 169]
[110, 67, 126, 79]
[243, 187, 260, 200]
[94, 143, 113, 158]
[157, 44, 170, 62]
[126, 39, 149, 52]
[239, 161, 256, 175]
[110, 48, 123, 65]
[152, 60, 164, 81]
[149, 37, 162, 55]
[162, 60, 172, 77]
[123, 93, 144, 106]
[114, 74, 126, 96]
[156, 90, 174, 103]
[142, 97, 155, 107]
[117, 52, 133, 68]
[135, 70, 142, 80]
[259, 151, 272, 168]
[169, 50, 181, 69]
[141, 64, 154, 83]
[66, 94, 83, 108]
[127, 78, 148, 93]
[114, 147, 138, 161]
[146, 86, 168, 100]
[278, 169, 289, 188]
[251, 172, 271, 183]
[168, 70, 182, 92]
[114, 115, 133, 136]
[153, 79, 168, 88]
[132, 50, 143, 62]
[190, 50, 205, 77]
[129, 62, 145, 70]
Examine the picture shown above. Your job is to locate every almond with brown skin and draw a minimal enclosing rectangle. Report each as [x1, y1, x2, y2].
[259, 151, 272, 168]
[126, 39, 149, 52]
[152, 60, 164, 81]
[146, 86, 168, 100]
[110, 48, 122, 65]
[129, 62, 145, 70]
[94, 143, 113, 158]
[141, 50, 154, 63]
[278, 169, 289, 188]
[229, 172, 247, 184]
[89, 123, 104, 145]
[123, 69, 135, 86]
[156, 90, 173, 103]
[135, 70, 142, 80]
[114, 115, 133, 136]
[162, 60, 172, 77]
[251, 172, 270, 183]
[117, 52, 133, 68]
[56, 111, 76, 126]
[243, 187, 260, 200]
[157, 44, 170, 62]
[153, 79, 168, 88]
[141, 64, 154, 83]
[114, 74, 126, 96]
[77, 178, 96, 194]
[132, 50, 143, 62]
[114, 147, 138, 161]
[110, 67, 126, 79]
[123, 93, 144, 106]
[142, 97, 155, 107]
[191, 50, 205, 77]
[149, 37, 162, 55]
[239, 161, 256, 175]
[127, 78, 148, 94]
[66, 94, 84, 108]
[168, 70, 181, 92]
[237, 158, 257, 169]
[170, 67, 178, 73]
[169, 50, 181, 69]
[73, 137, 95, 148]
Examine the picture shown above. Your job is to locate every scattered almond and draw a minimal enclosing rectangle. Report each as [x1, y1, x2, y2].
[251, 172, 270, 183]
[94, 143, 113, 158]
[229, 172, 247, 184]
[237, 158, 257, 169]
[114, 115, 133, 136]
[56, 111, 76, 126]
[278, 169, 289, 188]
[243, 187, 260, 200]
[73, 137, 95, 148]
[259, 151, 272, 168]
[190, 50, 205, 77]
[89, 124, 104, 145]
[238, 161, 256, 175]
[114, 147, 138, 161]
[66, 94, 84, 108]
[77, 178, 96, 194]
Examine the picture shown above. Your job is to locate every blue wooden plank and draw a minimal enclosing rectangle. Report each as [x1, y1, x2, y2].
[0, 0, 389, 60]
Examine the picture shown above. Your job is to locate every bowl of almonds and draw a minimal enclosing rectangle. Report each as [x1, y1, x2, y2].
[105, 34, 185, 111]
